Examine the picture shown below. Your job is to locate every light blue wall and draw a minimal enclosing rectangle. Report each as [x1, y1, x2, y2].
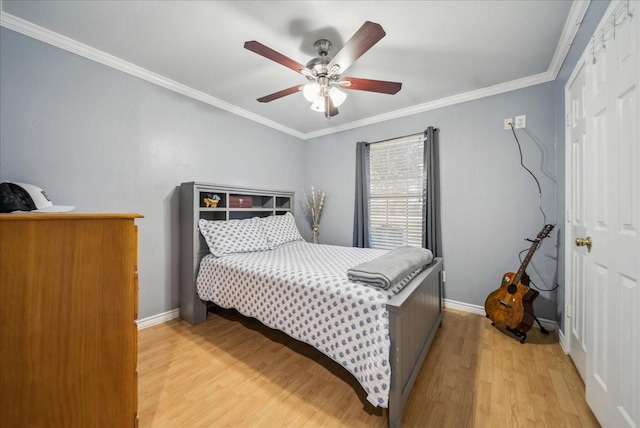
[553, 0, 611, 330]
[306, 83, 560, 320]
[0, 28, 306, 319]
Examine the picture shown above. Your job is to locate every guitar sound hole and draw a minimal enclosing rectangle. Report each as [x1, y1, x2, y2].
[507, 284, 517, 294]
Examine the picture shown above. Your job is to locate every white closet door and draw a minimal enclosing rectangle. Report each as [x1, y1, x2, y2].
[582, 2, 639, 426]
[566, 61, 588, 381]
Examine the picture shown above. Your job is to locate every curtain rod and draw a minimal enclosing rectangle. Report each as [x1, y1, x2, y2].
[367, 128, 431, 146]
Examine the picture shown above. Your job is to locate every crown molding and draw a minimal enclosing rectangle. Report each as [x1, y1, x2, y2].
[0, 11, 306, 140]
[548, 0, 591, 79]
[1, 4, 583, 141]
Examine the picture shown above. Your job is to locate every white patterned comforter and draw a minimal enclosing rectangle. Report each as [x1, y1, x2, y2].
[196, 241, 418, 407]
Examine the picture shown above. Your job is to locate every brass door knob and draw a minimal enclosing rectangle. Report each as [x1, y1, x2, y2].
[575, 236, 592, 250]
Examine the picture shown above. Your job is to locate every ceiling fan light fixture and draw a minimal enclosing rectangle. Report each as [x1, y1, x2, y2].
[310, 98, 325, 112]
[329, 64, 341, 76]
[303, 83, 322, 102]
[304, 83, 346, 113]
[329, 87, 347, 107]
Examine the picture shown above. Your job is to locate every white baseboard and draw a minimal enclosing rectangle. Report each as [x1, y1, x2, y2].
[444, 299, 487, 316]
[556, 327, 568, 353]
[136, 308, 180, 330]
[443, 298, 558, 332]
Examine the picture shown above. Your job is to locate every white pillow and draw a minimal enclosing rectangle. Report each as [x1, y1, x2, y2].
[198, 217, 270, 257]
[260, 212, 304, 249]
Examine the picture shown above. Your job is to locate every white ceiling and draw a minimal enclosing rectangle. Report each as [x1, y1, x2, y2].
[0, 1, 583, 139]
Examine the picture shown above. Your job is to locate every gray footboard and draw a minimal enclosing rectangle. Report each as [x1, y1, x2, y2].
[386, 257, 443, 428]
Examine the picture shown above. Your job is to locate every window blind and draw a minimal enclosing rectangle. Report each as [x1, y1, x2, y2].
[368, 134, 424, 250]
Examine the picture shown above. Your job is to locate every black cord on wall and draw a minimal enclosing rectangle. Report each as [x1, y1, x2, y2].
[509, 123, 558, 292]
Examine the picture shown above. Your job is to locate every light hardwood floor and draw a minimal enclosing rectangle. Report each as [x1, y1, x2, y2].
[138, 308, 599, 427]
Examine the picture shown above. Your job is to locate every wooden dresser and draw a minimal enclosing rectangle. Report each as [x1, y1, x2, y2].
[0, 213, 142, 427]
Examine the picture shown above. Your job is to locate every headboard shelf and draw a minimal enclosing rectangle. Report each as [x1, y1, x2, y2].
[179, 182, 295, 324]
[228, 208, 275, 211]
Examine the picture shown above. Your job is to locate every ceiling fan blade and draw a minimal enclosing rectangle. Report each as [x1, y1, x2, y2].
[339, 77, 402, 94]
[244, 41, 311, 75]
[257, 85, 303, 103]
[324, 96, 339, 118]
[327, 21, 386, 75]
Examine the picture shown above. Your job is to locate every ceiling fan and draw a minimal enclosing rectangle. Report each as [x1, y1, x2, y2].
[244, 21, 402, 119]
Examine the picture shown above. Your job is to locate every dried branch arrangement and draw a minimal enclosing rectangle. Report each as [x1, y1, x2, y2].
[304, 187, 326, 243]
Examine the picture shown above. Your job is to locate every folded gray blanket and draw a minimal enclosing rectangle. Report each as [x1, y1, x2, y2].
[347, 246, 434, 289]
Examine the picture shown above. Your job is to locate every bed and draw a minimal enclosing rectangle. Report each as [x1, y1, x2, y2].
[180, 194, 443, 428]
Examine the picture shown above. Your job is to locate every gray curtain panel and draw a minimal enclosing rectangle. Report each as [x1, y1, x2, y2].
[353, 141, 370, 248]
[423, 126, 442, 257]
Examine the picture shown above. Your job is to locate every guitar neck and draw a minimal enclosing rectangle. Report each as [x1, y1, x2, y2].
[510, 225, 554, 285]
[514, 240, 541, 284]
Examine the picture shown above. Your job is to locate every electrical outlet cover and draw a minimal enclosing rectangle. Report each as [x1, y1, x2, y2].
[504, 118, 513, 130]
[515, 115, 526, 129]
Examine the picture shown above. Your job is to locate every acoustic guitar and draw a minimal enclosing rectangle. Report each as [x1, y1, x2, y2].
[484, 224, 554, 339]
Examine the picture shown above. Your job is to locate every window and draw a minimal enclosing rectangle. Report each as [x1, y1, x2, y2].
[368, 134, 424, 250]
